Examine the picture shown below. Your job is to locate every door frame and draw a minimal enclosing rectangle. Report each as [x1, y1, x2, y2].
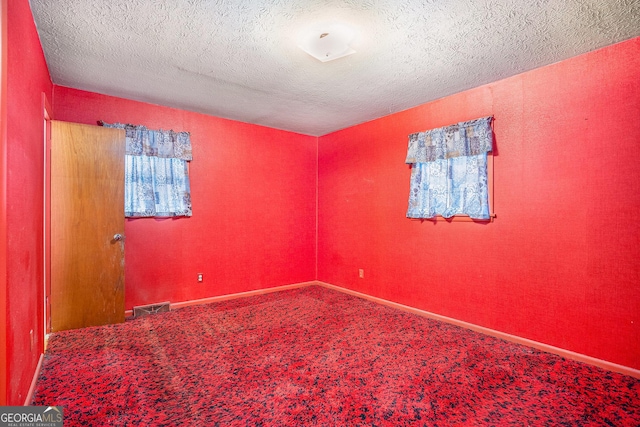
[42, 94, 51, 343]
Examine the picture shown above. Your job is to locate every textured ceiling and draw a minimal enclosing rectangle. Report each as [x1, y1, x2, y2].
[30, 0, 640, 136]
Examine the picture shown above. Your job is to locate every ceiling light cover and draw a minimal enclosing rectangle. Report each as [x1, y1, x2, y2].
[298, 23, 357, 62]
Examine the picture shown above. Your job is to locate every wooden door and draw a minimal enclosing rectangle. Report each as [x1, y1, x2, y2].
[50, 121, 125, 331]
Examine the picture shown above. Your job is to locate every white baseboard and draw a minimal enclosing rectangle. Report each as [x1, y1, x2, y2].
[316, 281, 640, 379]
[125, 279, 639, 379]
[125, 281, 317, 318]
[24, 353, 44, 406]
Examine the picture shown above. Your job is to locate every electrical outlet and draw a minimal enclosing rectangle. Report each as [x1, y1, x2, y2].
[197, 273, 203, 283]
[358, 269, 364, 279]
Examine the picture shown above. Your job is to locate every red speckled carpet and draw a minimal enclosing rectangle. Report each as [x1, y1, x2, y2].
[33, 285, 639, 426]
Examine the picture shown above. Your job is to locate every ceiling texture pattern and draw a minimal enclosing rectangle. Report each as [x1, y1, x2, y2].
[30, 0, 640, 136]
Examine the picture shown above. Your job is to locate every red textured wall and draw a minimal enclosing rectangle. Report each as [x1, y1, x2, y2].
[0, 0, 8, 406]
[5, 0, 52, 404]
[318, 37, 640, 369]
[52, 87, 317, 309]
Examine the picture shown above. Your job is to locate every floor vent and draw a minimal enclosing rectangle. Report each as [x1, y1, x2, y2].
[133, 302, 170, 318]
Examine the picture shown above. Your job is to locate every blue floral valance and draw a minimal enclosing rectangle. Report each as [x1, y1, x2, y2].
[101, 122, 192, 161]
[405, 116, 493, 164]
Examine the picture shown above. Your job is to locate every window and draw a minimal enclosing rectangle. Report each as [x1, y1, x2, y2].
[102, 123, 192, 217]
[405, 116, 493, 221]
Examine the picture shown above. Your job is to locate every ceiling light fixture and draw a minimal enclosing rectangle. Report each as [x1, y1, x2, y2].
[298, 23, 357, 62]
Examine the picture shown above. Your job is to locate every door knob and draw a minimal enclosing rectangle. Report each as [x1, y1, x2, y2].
[113, 233, 123, 241]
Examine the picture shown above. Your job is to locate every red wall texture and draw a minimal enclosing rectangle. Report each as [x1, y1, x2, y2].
[52, 87, 317, 309]
[0, 0, 8, 406]
[318, 37, 640, 369]
[4, 0, 52, 404]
